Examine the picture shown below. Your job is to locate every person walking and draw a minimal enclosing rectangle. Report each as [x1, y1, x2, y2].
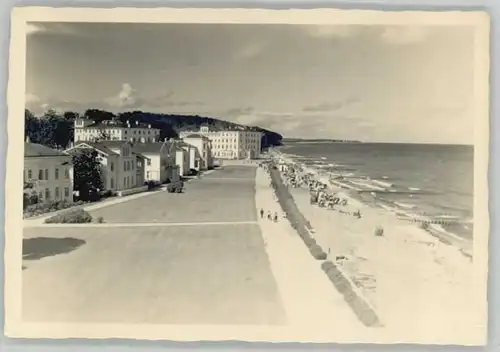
[273, 212, 278, 222]
[260, 208, 264, 219]
[267, 211, 272, 220]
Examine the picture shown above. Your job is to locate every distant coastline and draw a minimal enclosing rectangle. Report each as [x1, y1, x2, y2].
[282, 138, 363, 144]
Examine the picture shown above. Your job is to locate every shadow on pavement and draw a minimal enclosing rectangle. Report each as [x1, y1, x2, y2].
[23, 237, 86, 261]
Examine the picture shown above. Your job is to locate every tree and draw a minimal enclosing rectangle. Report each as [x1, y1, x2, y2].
[84, 109, 115, 123]
[72, 149, 103, 201]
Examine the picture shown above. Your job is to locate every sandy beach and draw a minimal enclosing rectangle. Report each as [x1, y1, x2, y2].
[266, 153, 485, 342]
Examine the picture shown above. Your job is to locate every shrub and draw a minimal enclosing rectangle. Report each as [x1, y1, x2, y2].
[44, 208, 93, 224]
[303, 236, 317, 248]
[321, 260, 336, 273]
[374, 226, 384, 237]
[97, 216, 105, 223]
[310, 244, 328, 260]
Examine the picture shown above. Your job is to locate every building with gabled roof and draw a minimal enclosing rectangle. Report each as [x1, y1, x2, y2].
[66, 141, 138, 191]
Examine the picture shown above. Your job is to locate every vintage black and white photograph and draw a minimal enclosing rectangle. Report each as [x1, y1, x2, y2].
[5, 7, 490, 346]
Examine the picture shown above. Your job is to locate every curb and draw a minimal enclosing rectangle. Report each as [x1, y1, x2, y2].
[321, 260, 383, 327]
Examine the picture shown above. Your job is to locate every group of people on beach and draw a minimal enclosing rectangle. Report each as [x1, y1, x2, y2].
[267, 152, 363, 219]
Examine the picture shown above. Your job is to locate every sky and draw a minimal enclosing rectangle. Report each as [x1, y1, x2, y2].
[25, 22, 475, 144]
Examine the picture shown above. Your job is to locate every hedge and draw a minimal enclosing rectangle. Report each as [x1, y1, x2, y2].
[44, 208, 93, 224]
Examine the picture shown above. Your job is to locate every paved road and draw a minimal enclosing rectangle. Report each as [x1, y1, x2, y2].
[22, 166, 287, 325]
[89, 166, 257, 223]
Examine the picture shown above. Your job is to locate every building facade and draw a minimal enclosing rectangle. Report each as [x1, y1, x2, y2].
[66, 141, 138, 192]
[74, 118, 161, 143]
[181, 134, 213, 170]
[130, 141, 180, 184]
[179, 125, 262, 160]
[24, 142, 74, 205]
[174, 143, 190, 177]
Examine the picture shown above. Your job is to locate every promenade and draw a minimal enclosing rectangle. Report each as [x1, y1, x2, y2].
[22, 165, 286, 325]
[22, 163, 368, 341]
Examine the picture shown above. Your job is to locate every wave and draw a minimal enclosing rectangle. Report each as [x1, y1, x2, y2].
[277, 150, 473, 241]
[394, 202, 417, 209]
[372, 179, 393, 188]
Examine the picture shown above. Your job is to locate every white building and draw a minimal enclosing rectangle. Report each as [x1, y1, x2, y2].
[177, 141, 201, 173]
[179, 125, 262, 160]
[74, 118, 161, 143]
[181, 134, 213, 170]
[172, 142, 190, 177]
[128, 141, 180, 184]
[66, 141, 139, 191]
[24, 142, 74, 205]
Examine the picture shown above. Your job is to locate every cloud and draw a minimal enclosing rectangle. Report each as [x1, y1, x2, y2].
[305, 25, 359, 39]
[380, 26, 430, 45]
[105, 83, 137, 108]
[302, 97, 360, 112]
[25, 92, 40, 104]
[224, 106, 256, 117]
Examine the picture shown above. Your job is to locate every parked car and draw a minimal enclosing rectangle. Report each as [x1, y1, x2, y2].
[166, 180, 184, 193]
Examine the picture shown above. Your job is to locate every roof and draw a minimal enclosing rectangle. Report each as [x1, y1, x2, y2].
[66, 142, 119, 156]
[133, 152, 147, 159]
[130, 142, 165, 154]
[96, 140, 132, 149]
[184, 133, 209, 140]
[25, 143, 69, 157]
[77, 119, 158, 130]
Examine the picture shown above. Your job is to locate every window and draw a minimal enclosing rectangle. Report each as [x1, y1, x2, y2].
[110, 178, 114, 189]
[28, 169, 32, 179]
[64, 168, 69, 178]
[64, 187, 69, 197]
[124, 161, 126, 171]
[110, 162, 114, 172]
[147, 159, 151, 166]
[55, 168, 59, 180]
[131, 176, 134, 185]
[124, 178, 126, 187]
[55, 187, 60, 199]
[146, 171, 150, 179]
[38, 191, 43, 201]
[45, 169, 49, 180]
[45, 188, 50, 200]
[131, 161, 134, 170]
[38, 169, 43, 180]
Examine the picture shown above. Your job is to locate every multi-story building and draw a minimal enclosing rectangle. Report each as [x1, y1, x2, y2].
[66, 141, 139, 191]
[176, 141, 201, 173]
[181, 133, 213, 170]
[128, 141, 180, 184]
[179, 125, 263, 160]
[24, 142, 74, 205]
[74, 118, 161, 143]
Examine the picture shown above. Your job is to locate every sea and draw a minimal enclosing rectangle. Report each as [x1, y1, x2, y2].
[278, 142, 474, 240]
